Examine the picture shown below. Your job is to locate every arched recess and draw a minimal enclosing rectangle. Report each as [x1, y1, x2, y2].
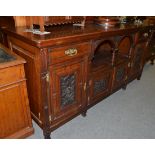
[117, 35, 133, 58]
[92, 39, 116, 66]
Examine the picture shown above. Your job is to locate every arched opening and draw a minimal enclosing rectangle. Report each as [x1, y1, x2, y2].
[92, 40, 115, 68]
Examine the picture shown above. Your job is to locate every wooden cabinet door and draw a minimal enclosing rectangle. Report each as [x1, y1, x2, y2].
[89, 69, 112, 104]
[146, 31, 155, 62]
[50, 60, 86, 120]
[112, 63, 128, 91]
[130, 41, 146, 77]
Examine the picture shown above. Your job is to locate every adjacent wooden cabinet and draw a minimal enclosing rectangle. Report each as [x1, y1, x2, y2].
[0, 21, 155, 138]
[0, 44, 34, 138]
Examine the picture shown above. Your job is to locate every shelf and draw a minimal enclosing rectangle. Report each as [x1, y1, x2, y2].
[91, 51, 129, 72]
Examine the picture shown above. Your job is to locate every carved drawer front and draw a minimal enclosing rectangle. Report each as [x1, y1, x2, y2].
[89, 69, 112, 104]
[49, 42, 91, 65]
[50, 61, 85, 120]
[112, 63, 128, 91]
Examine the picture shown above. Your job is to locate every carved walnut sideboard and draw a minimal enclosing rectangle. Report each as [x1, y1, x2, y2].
[0, 22, 155, 138]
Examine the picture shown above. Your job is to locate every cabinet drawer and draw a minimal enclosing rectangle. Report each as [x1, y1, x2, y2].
[49, 42, 91, 64]
[0, 65, 24, 87]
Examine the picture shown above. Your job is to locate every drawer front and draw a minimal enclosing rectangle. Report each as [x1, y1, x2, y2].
[0, 65, 24, 87]
[49, 42, 91, 64]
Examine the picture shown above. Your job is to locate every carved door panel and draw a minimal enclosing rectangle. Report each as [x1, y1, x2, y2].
[112, 63, 128, 91]
[130, 42, 146, 77]
[89, 69, 112, 104]
[50, 61, 85, 120]
[146, 31, 155, 62]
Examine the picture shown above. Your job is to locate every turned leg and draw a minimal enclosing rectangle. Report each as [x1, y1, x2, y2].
[81, 111, 87, 117]
[43, 130, 51, 139]
[150, 59, 154, 65]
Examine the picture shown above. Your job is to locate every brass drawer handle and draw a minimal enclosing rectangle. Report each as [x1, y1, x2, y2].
[65, 48, 78, 56]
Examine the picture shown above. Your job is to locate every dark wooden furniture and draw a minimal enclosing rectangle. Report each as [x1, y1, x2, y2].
[0, 44, 34, 138]
[0, 20, 155, 139]
[145, 30, 155, 65]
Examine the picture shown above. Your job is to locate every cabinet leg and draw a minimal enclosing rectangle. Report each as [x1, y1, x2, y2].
[137, 73, 142, 80]
[43, 130, 51, 139]
[81, 111, 87, 117]
[150, 59, 154, 65]
[122, 84, 127, 90]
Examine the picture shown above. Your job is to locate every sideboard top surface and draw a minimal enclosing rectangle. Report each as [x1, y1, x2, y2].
[1, 22, 154, 48]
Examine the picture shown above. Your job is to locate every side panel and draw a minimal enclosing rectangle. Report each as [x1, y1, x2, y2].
[7, 36, 43, 126]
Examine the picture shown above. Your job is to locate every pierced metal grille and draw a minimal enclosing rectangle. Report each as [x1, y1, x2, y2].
[60, 74, 76, 107]
[94, 79, 107, 95]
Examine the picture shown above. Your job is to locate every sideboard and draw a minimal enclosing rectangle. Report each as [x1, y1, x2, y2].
[0, 22, 155, 138]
